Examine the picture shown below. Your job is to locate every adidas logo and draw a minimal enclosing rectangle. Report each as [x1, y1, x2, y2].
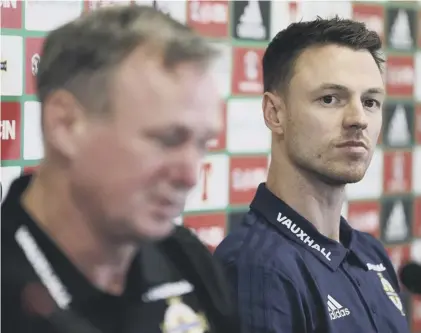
[327, 295, 351, 321]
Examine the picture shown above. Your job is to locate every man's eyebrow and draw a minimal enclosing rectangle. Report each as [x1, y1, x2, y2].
[318, 83, 348, 92]
[316, 83, 385, 95]
[144, 125, 219, 139]
[364, 88, 385, 95]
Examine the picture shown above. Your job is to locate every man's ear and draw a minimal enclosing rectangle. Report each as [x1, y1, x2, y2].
[262, 91, 286, 135]
[42, 90, 87, 159]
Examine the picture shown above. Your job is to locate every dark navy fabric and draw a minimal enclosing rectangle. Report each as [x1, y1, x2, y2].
[214, 183, 410, 333]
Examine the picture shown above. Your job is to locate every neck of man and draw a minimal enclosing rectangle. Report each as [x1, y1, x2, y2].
[21, 164, 138, 296]
[266, 153, 345, 243]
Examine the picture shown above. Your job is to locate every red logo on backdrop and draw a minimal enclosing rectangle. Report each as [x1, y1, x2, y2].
[23, 165, 39, 175]
[383, 151, 412, 194]
[25, 38, 44, 95]
[229, 155, 268, 205]
[411, 296, 421, 332]
[0, 0, 22, 29]
[347, 201, 380, 238]
[200, 162, 212, 202]
[183, 213, 226, 252]
[416, 105, 421, 144]
[207, 102, 226, 152]
[414, 197, 421, 237]
[232, 47, 264, 96]
[1, 102, 21, 160]
[386, 56, 414, 97]
[289, 1, 298, 23]
[385, 245, 410, 275]
[352, 3, 384, 41]
[187, 0, 228, 38]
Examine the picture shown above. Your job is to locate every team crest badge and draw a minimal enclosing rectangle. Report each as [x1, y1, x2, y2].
[377, 272, 405, 316]
[161, 297, 209, 333]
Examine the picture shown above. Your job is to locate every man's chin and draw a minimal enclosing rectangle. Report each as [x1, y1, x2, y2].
[140, 219, 176, 241]
[325, 170, 366, 185]
[308, 166, 366, 186]
[343, 175, 365, 184]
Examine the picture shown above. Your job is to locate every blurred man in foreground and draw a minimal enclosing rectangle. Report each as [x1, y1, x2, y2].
[2, 5, 237, 333]
[215, 17, 410, 333]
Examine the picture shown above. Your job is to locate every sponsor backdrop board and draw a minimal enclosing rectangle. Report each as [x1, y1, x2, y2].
[0, 0, 420, 330]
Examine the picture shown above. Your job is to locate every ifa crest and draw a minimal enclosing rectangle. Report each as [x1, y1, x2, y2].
[377, 272, 405, 316]
[160, 297, 209, 333]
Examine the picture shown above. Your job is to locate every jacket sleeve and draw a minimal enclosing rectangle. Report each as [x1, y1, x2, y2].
[235, 262, 308, 333]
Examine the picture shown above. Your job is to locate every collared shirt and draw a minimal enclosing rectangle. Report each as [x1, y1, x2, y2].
[214, 183, 410, 333]
[2, 175, 238, 333]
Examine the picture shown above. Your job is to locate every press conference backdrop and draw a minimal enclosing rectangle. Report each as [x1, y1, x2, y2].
[0, 0, 420, 330]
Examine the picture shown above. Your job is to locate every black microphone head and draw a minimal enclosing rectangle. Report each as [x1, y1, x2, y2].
[399, 262, 421, 295]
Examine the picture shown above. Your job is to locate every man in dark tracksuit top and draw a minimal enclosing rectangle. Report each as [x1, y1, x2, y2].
[1, 5, 238, 333]
[2, 175, 238, 333]
[214, 17, 410, 333]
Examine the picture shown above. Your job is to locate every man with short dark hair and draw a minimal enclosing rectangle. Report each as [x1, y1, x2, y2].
[1, 5, 237, 333]
[214, 17, 410, 333]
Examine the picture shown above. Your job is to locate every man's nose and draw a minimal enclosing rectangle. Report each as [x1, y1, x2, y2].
[169, 145, 202, 190]
[342, 100, 369, 130]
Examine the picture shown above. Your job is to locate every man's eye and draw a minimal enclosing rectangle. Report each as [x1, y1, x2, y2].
[319, 95, 339, 106]
[364, 99, 381, 110]
[157, 135, 185, 147]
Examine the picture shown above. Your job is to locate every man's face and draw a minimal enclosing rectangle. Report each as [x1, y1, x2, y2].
[68, 49, 222, 241]
[281, 44, 384, 185]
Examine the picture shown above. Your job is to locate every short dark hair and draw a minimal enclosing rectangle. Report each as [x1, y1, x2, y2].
[37, 5, 218, 114]
[263, 16, 384, 94]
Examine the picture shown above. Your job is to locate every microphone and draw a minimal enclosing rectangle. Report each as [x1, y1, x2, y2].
[22, 282, 103, 333]
[399, 261, 421, 295]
